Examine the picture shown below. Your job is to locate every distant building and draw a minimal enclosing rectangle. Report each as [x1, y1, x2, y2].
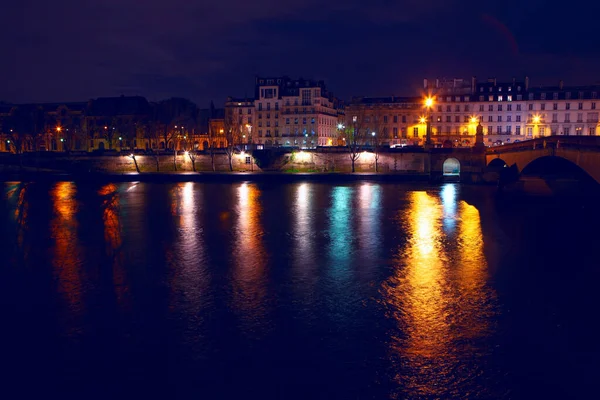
[226, 76, 340, 148]
[348, 76, 600, 147]
[85, 96, 151, 151]
[224, 97, 254, 147]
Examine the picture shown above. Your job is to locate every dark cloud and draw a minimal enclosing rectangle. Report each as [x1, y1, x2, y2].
[1, 0, 598, 105]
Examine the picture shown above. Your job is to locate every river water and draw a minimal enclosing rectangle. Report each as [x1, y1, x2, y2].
[1, 181, 598, 399]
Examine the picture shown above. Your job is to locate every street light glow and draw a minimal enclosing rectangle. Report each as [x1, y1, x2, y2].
[419, 117, 426, 124]
[371, 132, 376, 136]
[424, 97, 434, 108]
[470, 117, 478, 124]
[337, 123, 345, 130]
[56, 126, 62, 132]
[533, 115, 541, 124]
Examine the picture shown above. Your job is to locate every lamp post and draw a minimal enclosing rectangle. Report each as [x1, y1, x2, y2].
[337, 123, 345, 146]
[56, 126, 63, 151]
[424, 97, 434, 148]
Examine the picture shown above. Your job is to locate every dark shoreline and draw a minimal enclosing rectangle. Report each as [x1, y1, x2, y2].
[0, 171, 436, 183]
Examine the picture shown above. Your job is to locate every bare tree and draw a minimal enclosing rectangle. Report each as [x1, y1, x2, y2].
[367, 111, 387, 172]
[147, 121, 162, 172]
[206, 124, 217, 171]
[102, 117, 119, 150]
[224, 114, 242, 171]
[188, 149, 198, 172]
[340, 109, 370, 173]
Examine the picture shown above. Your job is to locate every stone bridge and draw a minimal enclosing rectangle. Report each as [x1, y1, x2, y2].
[485, 136, 600, 184]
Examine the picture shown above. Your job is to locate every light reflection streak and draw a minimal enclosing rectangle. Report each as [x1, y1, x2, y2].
[168, 183, 209, 326]
[5, 182, 30, 252]
[295, 183, 311, 261]
[99, 184, 122, 254]
[441, 183, 458, 233]
[329, 186, 352, 270]
[357, 183, 382, 265]
[382, 190, 496, 398]
[50, 182, 84, 326]
[292, 183, 316, 290]
[232, 183, 268, 335]
[99, 183, 129, 307]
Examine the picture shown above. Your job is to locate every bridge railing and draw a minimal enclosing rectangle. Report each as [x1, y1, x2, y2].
[486, 136, 600, 154]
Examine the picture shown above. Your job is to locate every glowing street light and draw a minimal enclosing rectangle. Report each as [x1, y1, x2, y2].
[532, 115, 541, 124]
[419, 117, 426, 124]
[371, 132, 376, 137]
[337, 123, 345, 130]
[56, 126, 62, 133]
[423, 97, 434, 147]
[470, 117, 478, 124]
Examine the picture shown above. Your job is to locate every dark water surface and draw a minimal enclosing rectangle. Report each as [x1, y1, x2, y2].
[1, 181, 598, 399]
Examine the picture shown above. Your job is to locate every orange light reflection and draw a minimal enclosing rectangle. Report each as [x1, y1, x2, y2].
[382, 190, 496, 398]
[231, 183, 268, 336]
[50, 182, 84, 323]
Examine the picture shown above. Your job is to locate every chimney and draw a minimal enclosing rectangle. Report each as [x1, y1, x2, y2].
[471, 76, 477, 94]
[559, 80, 564, 90]
[424, 79, 428, 89]
[512, 77, 516, 85]
[436, 78, 440, 88]
[525, 76, 530, 91]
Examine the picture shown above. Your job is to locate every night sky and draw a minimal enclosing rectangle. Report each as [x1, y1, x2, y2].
[2, 0, 599, 106]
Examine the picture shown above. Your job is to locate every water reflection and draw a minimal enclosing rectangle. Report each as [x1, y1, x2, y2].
[441, 183, 458, 233]
[168, 183, 210, 332]
[328, 186, 353, 272]
[382, 187, 496, 398]
[231, 183, 269, 334]
[98, 184, 129, 307]
[357, 183, 382, 269]
[5, 182, 30, 252]
[99, 184, 122, 255]
[50, 182, 84, 326]
[293, 184, 314, 274]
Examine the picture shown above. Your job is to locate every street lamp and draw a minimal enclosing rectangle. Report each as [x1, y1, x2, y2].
[423, 96, 434, 146]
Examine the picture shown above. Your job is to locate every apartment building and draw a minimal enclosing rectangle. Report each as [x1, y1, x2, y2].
[232, 76, 338, 148]
[348, 77, 600, 147]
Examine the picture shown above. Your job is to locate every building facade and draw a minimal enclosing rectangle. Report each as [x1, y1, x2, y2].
[227, 76, 339, 148]
[347, 77, 600, 147]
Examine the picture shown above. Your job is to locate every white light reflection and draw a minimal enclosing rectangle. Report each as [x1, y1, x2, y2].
[440, 183, 457, 233]
[232, 182, 268, 336]
[293, 183, 314, 284]
[358, 183, 382, 260]
[169, 182, 209, 345]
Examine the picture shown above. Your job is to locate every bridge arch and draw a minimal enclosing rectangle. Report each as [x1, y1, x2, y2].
[488, 158, 507, 168]
[442, 158, 460, 176]
[521, 155, 595, 182]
